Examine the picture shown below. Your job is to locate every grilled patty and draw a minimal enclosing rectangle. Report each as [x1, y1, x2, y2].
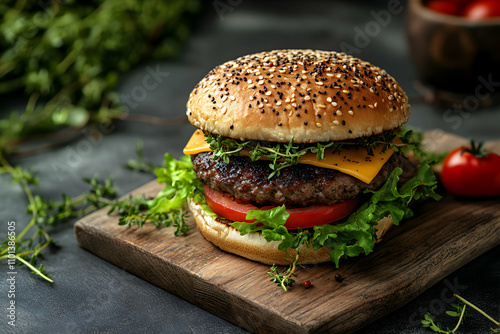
[192, 152, 405, 207]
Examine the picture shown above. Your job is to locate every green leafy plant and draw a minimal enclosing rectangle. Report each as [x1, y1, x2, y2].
[0, 147, 196, 282]
[0, 0, 201, 155]
[0, 151, 118, 282]
[126, 140, 157, 173]
[0, 0, 201, 281]
[422, 294, 500, 333]
[422, 303, 468, 333]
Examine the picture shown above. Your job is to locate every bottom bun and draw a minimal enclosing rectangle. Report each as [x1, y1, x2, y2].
[187, 198, 392, 265]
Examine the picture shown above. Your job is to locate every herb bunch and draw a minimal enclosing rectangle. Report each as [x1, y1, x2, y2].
[0, 0, 200, 155]
[205, 128, 445, 179]
[422, 294, 499, 333]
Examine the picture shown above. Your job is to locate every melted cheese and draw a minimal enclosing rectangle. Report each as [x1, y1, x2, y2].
[183, 130, 394, 184]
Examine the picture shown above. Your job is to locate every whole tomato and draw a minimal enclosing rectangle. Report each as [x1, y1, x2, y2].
[426, 0, 462, 15]
[441, 141, 500, 197]
[463, 0, 500, 19]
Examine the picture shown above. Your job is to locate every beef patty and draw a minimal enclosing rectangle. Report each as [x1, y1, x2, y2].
[192, 152, 405, 207]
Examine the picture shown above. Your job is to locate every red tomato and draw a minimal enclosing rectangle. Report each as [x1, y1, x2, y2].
[203, 185, 360, 229]
[441, 145, 500, 197]
[426, 0, 462, 15]
[463, 0, 500, 19]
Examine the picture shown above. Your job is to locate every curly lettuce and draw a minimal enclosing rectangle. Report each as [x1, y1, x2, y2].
[230, 163, 441, 267]
[148, 153, 441, 268]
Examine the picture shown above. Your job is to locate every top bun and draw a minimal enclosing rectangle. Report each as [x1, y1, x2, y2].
[187, 49, 410, 143]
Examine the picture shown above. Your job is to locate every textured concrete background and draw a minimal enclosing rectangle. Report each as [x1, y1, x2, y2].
[1, 1, 499, 333]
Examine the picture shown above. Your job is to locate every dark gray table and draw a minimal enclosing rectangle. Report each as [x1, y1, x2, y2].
[1, 1, 499, 333]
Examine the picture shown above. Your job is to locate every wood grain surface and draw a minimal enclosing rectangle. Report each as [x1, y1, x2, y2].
[74, 130, 500, 333]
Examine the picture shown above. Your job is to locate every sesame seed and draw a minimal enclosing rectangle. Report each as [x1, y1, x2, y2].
[317, 104, 326, 108]
[348, 110, 354, 115]
[332, 102, 338, 106]
[333, 120, 340, 125]
[326, 97, 332, 102]
[221, 95, 228, 102]
[265, 91, 272, 95]
[337, 110, 343, 116]
[304, 96, 311, 101]
[315, 82, 323, 85]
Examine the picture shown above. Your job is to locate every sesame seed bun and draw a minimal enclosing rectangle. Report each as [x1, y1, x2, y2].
[186, 49, 410, 143]
[187, 198, 393, 265]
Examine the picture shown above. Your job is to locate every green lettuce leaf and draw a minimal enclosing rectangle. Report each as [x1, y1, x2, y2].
[147, 153, 440, 269]
[230, 162, 441, 267]
[313, 162, 440, 267]
[147, 153, 203, 213]
[230, 205, 289, 236]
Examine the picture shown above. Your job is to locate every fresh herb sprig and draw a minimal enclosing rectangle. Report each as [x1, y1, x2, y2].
[422, 294, 500, 333]
[0, 146, 197, 282]
[111, 195, 189, 236]
[267, 253, 302, 292]
[205, 128, 444, 179]
[0, 150, 119, 282]
[229, 162, 441, 269]
[422, 302, 468, 333]
[397, 128, 449, 164]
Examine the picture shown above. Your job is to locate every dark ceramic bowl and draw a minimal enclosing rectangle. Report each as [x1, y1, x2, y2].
[405, 0, 500, 93]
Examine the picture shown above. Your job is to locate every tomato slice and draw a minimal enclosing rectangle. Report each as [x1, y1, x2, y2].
[203, 185, 360, 229]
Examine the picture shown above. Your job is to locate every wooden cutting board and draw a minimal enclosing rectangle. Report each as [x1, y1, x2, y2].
[74, 130, 500, 334]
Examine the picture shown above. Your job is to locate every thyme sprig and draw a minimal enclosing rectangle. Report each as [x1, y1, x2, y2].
[0, 150, 119, 282]
[422, 294, 499, 333]
[205, 128, 443, 178]
[267, 253, 302, 291]
[0, 144, 191, 282]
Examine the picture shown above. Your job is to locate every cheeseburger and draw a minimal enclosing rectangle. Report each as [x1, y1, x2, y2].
[182, 49, 437, 266]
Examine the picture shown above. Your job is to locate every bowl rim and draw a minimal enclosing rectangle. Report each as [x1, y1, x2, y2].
[410, 0, 500, 26]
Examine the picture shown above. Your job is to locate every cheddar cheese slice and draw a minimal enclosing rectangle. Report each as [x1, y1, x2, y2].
[183, 130, 394, 184]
